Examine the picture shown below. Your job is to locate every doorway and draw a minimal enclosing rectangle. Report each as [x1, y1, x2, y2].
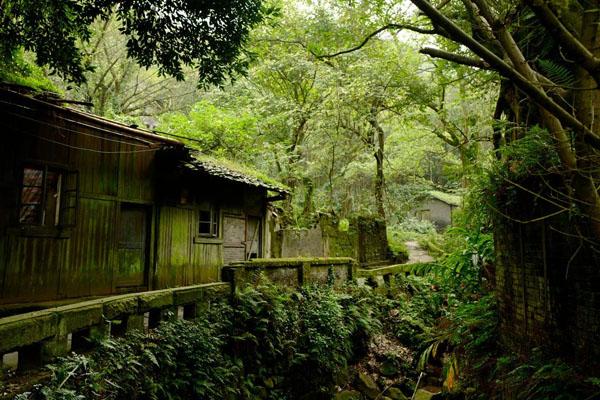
[116, 203, 150, 289]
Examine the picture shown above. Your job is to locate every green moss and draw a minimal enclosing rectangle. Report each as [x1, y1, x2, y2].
[192, 153, 289, 192]
[0, 50, 60, 93]
[243, 257, 355, 268]
[428, 190, 462, 207]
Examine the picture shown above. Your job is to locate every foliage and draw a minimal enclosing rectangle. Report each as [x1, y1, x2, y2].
[397, 217, 436, 236]
[16, 302, 236, 400]
[0, 50, 58, 92]
[435, 227, 494, 295]
[387, 234, 409, 264]
[160, 101, 260, 160]
[494, 350, 600, 400]
[16, 283, 381, 400]
[47, 17, 202, 117]
[418, 294, 600, 400]
[0, 0, 269, 86]
[417, 294, 499, 394]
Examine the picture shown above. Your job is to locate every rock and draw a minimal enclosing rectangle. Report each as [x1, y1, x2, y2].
[413, 386, 442, 400]
[335, 390, 363, 400]
[355, 372, 380, 399]
[386, 387, 409, 400]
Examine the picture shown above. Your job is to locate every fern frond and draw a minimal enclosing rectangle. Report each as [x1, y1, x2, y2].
[537, 59, 576, 87]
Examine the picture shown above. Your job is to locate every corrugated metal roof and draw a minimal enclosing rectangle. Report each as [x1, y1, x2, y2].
[2, 86, 287, 195]
[183, 153, 289, 194]
[0, 87, 184, 147]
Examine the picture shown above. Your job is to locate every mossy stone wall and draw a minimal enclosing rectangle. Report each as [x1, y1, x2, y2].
[494, 179, 600, 368]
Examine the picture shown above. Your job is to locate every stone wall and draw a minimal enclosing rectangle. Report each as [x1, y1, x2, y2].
[222, 257, 356, 289]
[494, 180, 600, 368]
[280, 228, 325, 258]
[276, 216, 389, 267]
[356, 217, 389, 265]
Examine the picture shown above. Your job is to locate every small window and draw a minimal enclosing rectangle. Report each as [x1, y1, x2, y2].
[198, 206, 219, 237]
[19, 165, 78, 227]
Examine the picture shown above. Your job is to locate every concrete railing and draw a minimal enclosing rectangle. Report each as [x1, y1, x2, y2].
[222, 257, 356, 289]
[356, 262, 431, 289]
[0, 282, 229, 371]
[0, 259, 426, 372]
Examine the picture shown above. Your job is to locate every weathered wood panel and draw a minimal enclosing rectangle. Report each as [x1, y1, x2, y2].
[118, 144, 154, 201]
[69, 126, 119, 197]
[116, 204, 149, 288]
[1, 234, 66, 303]
[62, 198, 115, 298]
[156, 206, 193, 288]
[191, 242, 222, 283]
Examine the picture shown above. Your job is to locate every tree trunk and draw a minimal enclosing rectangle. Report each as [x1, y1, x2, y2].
[368, 107, 386, 220]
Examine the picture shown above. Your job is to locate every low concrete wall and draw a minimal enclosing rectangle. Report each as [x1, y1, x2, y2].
[222, 257, 356, 289]
[356, 262, 432, 290]
[280, 228, 325, 258]
[275, 216, 390, 267]
[0, 282, 229, 370]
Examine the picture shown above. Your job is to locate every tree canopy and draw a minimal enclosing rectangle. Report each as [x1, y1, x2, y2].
[0, 0, 269, 86]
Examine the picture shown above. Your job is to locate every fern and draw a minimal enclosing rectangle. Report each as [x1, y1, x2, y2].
[537, 59, 576, 87]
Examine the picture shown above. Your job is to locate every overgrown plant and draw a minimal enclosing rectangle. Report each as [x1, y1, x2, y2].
[15, 283, 381, 400]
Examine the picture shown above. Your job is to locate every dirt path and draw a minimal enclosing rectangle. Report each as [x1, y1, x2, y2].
[404, 241, 434, 264]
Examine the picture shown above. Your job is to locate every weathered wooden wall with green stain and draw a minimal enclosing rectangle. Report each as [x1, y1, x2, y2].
[0, 89, 270, 307]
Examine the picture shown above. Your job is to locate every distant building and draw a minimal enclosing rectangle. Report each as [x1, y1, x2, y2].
[415, 191, 462, 230]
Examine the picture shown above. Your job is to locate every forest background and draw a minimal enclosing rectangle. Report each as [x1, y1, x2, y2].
[1, 0, 494, 230]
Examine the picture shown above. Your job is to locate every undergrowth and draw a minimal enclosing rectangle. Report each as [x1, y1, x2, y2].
[14, 283, 387, 400]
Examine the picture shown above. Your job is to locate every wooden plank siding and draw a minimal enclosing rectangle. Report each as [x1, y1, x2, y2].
[0, 89, 274, 306]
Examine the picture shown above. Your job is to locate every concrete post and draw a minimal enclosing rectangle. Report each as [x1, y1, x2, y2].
[40, 335, 69, 363]
[300, 262, 311, 286]
[126, 314, 145, 332]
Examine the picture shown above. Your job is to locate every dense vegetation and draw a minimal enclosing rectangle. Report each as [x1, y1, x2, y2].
[12, 249, 599, 399]
[3, 0, 600, 398]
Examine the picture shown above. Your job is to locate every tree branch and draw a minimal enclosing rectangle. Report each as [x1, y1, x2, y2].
[316, 24, 436, 59]
[524, 0, 600, 83]
[410, 0, 600, 151]
[419, 47, 491, 69]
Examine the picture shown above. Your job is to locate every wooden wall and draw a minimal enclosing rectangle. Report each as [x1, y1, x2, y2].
[0, 93, 269, 306]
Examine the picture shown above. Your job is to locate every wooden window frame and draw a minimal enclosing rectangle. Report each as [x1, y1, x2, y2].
[197, 205, 220, 238]
[16, 162, 79, 234]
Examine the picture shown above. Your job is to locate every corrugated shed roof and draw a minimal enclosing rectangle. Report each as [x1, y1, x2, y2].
[183, 153, 289, 194]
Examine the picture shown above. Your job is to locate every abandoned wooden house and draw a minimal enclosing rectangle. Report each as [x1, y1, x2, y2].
[0, 87, 288, 309]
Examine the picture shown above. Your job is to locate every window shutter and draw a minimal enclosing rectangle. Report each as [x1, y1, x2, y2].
[60, 170, 79, 227]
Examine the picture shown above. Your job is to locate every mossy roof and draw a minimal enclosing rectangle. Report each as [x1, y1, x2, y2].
[184, 152, 290, 194]
[428, 190, 462, 207]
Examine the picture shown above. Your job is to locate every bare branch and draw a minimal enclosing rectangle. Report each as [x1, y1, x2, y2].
[317, 24, 436, 59]
[419, 47, 491, 69]
[410, 0, 600, 151]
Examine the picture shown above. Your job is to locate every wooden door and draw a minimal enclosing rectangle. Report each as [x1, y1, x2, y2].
[116, 203, 149, 288]
[245, 216, 262, 259]
[223, 214, 246, 264]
